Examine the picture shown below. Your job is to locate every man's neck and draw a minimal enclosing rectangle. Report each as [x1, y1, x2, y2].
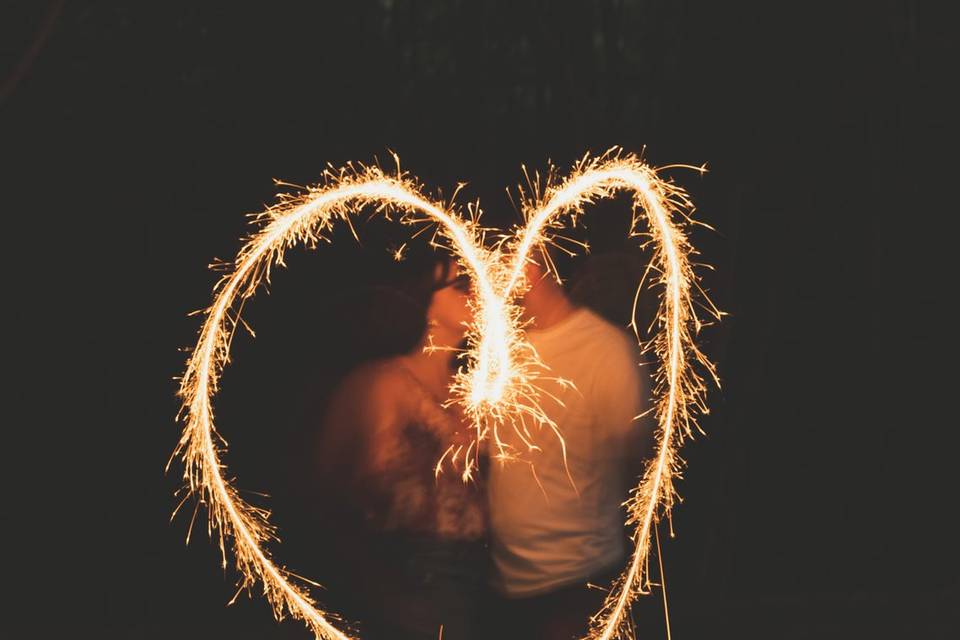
[524, 279, 578, 331]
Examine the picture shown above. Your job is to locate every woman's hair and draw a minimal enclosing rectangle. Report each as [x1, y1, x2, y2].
[346, 245, 457, 359]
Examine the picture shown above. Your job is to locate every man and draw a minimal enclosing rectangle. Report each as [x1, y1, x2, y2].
[487, 259, 650, 639]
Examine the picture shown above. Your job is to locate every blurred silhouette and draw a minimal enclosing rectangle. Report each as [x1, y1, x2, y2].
[313, 248, 487, 640]
[486, 256, 652, 639]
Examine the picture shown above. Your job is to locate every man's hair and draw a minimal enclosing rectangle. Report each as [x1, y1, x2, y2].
[530, 239, 576, 289]
[569, 250, 655, 329]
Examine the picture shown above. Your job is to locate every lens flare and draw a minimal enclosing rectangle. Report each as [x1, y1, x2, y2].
[171, 149, 718, 639]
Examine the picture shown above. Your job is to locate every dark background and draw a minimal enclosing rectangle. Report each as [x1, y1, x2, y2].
[4, 1, 958, 638]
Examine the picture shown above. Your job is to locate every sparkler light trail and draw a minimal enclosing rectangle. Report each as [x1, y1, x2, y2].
[172, 159, 499, 640]
[171, 149, 718, 639]
[509, 151, 721, 640]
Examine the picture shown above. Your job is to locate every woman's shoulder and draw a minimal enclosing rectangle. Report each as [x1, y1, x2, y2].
[336, 358, 407, 391]
[332, 358, 422, 417]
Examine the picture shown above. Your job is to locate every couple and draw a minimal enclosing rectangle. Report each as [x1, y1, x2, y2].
[317, 247, 648, 640]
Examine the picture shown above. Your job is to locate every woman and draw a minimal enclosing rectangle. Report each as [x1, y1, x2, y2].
[317, 251, 486, 640]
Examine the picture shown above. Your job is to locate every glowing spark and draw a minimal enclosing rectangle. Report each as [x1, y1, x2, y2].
[171, 149, 718, 639]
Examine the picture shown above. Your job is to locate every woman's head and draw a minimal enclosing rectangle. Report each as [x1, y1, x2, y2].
[425, 259, 472, 338]
[355, 249, 471, 357]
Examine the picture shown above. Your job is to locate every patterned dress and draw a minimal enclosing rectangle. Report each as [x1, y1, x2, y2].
[318, 359, 487, 640]
[359, 362, 485, 541]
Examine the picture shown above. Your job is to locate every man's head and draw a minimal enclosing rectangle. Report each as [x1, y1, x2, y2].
[519, 247, 576, 330]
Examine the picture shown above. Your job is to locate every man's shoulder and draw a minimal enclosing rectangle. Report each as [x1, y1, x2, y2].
[575, 307, 636, 350]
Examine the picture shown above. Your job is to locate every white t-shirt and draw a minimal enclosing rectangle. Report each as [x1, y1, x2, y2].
[488, 307, 647, 597]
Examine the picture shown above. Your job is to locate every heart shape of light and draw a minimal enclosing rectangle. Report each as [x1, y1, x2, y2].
[172, 149, 719, 639]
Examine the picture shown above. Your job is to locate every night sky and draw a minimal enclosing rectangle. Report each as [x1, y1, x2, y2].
[5, 2, 958, 638]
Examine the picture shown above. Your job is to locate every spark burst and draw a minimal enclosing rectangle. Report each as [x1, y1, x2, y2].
[171, 149, 719, 639]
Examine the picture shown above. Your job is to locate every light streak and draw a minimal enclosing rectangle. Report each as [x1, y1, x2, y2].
[510, 151, 720, 640]
[171, 149, 718, 639]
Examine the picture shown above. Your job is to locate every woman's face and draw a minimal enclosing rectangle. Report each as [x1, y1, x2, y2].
[427, 261, 472, 336]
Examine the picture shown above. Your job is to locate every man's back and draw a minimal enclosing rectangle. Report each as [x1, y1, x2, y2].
[488, 307, 647, 597]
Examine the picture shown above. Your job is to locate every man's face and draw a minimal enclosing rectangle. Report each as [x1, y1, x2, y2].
[521, 259, 551, 302]
[524, 259, 546, 288]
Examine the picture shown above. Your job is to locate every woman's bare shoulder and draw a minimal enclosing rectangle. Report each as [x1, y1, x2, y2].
[328, 358, 417, 421]
[339, 358, 412, 394]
